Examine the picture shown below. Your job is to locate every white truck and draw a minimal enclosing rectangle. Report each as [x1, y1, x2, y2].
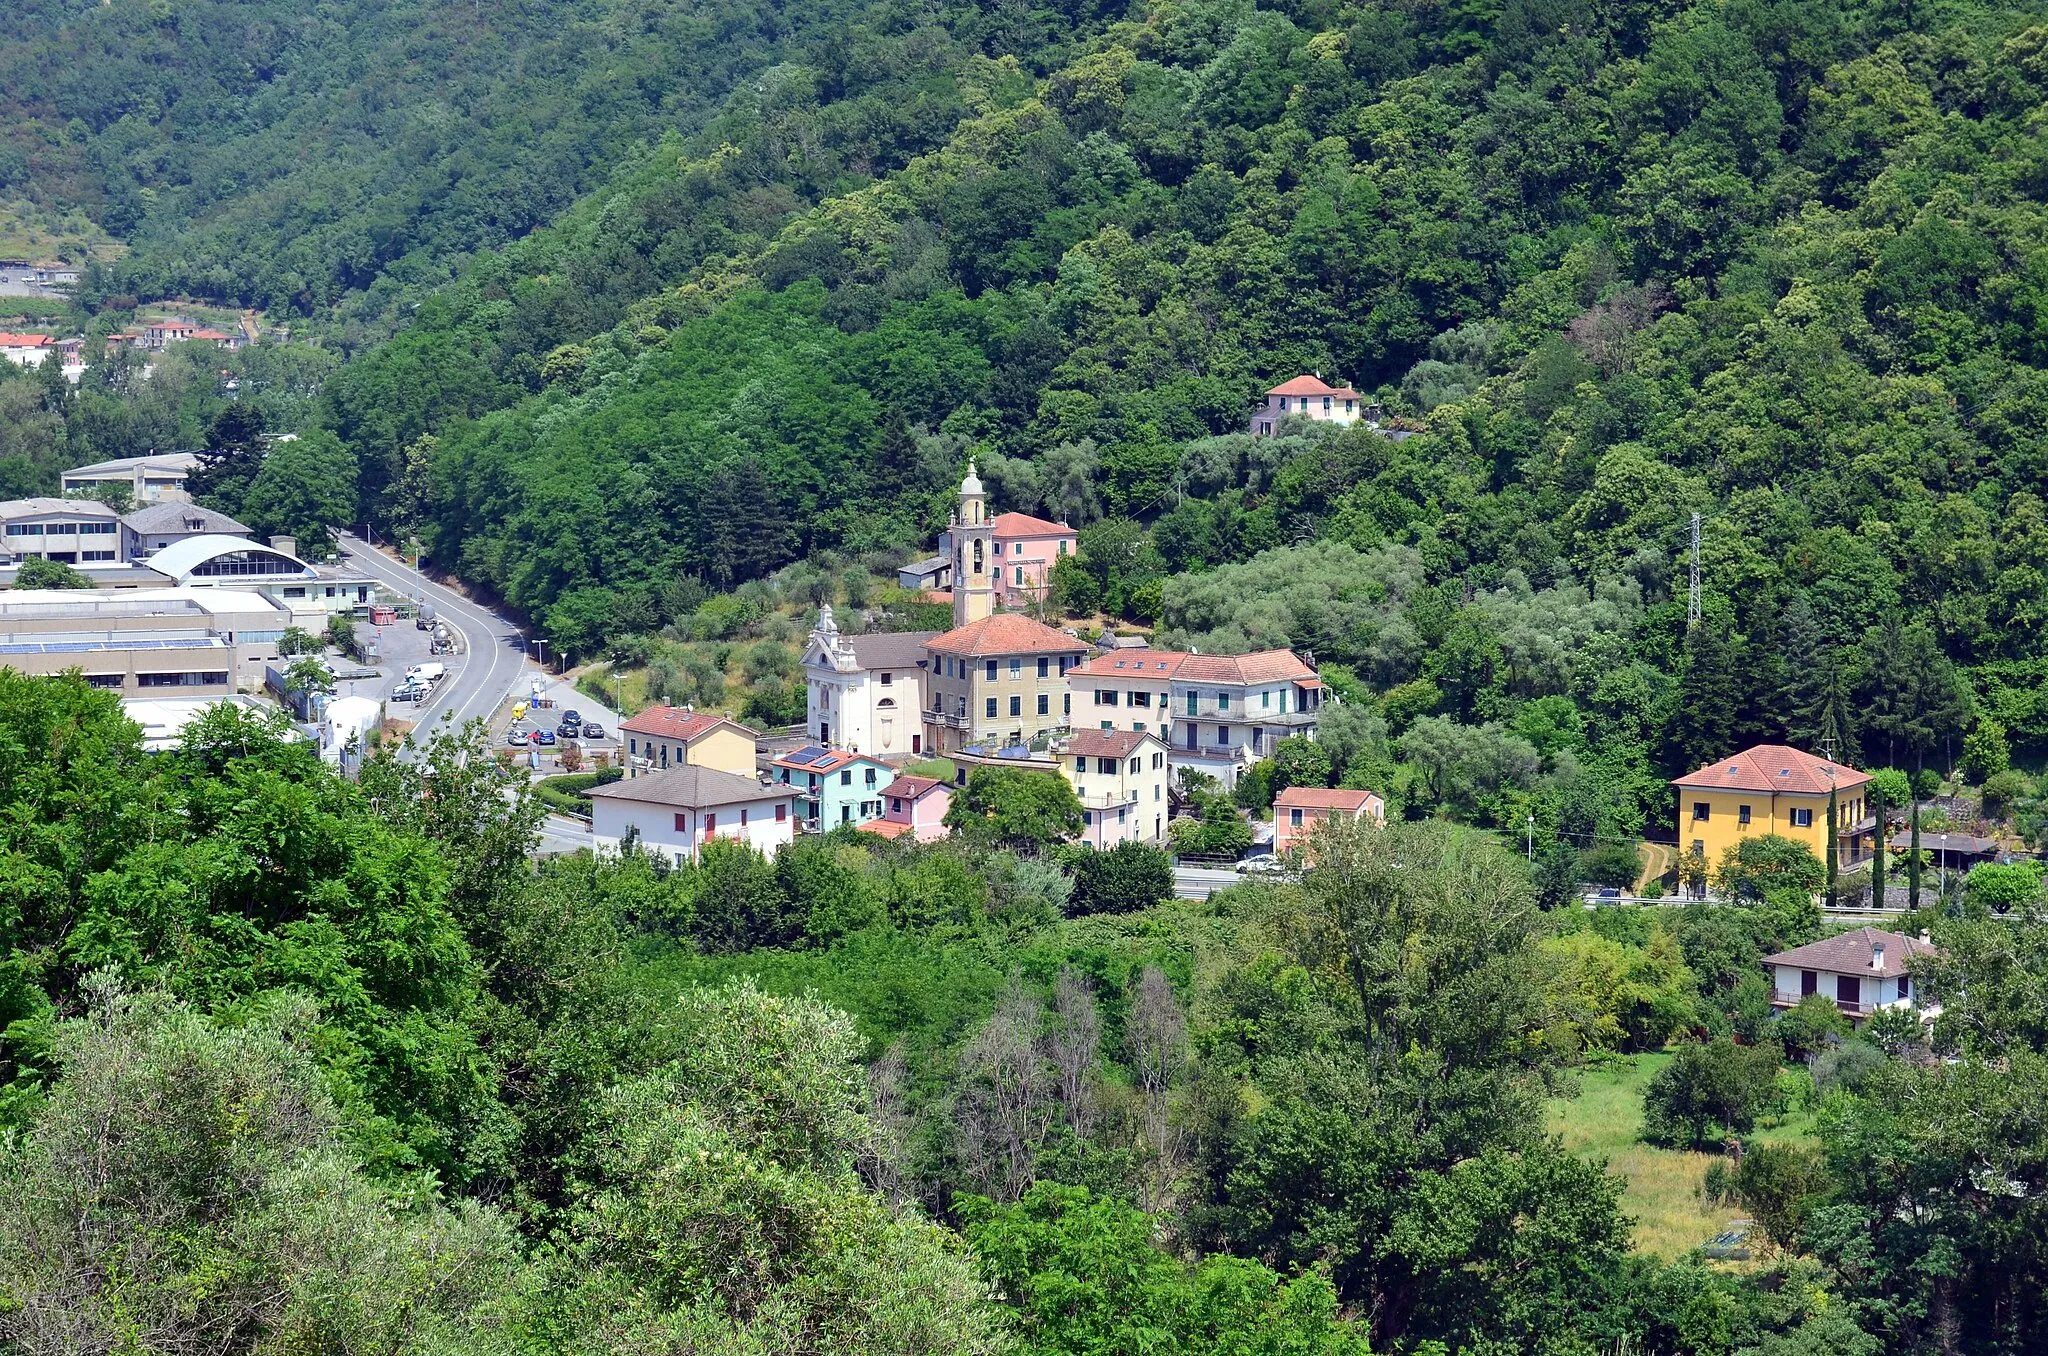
[404, 662, 446, 685]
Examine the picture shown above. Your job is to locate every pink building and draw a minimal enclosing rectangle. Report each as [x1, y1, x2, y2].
[1250, 375, 1377, 436]
[1274, 786, 1385, 856]
[940, 510, 1077, 607]
[863, 774, 953, 842]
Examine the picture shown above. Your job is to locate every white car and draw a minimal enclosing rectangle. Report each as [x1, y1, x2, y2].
[404, 662, 446, 684]
[1236, 854, 1292, 877]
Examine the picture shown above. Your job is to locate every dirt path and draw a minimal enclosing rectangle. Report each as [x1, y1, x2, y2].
[1636, 841, 1675, 893]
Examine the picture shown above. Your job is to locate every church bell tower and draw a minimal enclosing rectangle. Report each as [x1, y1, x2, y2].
[953, 460, 995, 628]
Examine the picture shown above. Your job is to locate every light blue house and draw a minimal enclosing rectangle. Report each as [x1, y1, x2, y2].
[771, 745, 894, 829]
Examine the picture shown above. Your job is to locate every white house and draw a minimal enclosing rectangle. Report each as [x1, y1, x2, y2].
[0, 333, 55, 368]
[62, 452, 204, 504]
[587, 764, 799, 866]
[800, 604, 936, 756]
[1762, 927, 1940, 1021]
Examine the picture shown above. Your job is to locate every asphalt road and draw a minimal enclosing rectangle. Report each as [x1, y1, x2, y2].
[337, 532, 532, 750]
[1173, 865, 1243, 899]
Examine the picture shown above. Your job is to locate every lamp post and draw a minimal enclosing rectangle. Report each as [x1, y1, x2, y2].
[1940, 833, 1949, 897]
[1525, 812, 1535, 864]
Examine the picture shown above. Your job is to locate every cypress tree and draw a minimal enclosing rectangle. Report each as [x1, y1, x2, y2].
[1826, 784, 1839, 908]
[1908, 801, 1923, 908]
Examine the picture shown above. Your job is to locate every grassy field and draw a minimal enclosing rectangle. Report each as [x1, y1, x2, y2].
[1545, 1052, 1816, 1257]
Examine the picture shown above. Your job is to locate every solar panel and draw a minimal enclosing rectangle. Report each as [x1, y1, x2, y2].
[786, 745, 829, 765]
[0, 636, 223, 655]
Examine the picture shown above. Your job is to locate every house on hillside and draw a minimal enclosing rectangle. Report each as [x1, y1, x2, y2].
[1673, 744, 1871, 871]
[1274, 785, 1385, 856]
[862, 773, 953, 842]
[922, 612, 1088, 753]
[1067, 646, 1323, 788]
[587, 765, 797, 866]
[620, 707, 758, 779]
[1762, 927, 1939, 1021]
[1062, 727, 1170, 846]
[1250, 374, 1380, 436]
[771, 745, 893, 830]
[0, 333, 55, 367]
[940, 509, 1076, 607]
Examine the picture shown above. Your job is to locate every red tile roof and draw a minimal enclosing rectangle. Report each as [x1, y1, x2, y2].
[620, 707, 755, 742]
[1070, 651, 1190, 679]
[1176, 650, 1318, 684]
[1672, 745, 1871, 795]
[924, 612, 1088, 658]
[0, 333, 53, 347]
[882, 774, 946, 800]
[1266, 374, 1363, 399]
[1067, 728, 1159, 758]
[858, 818, 916, 839]
[991, 511, 1075, 538]
[1275, 786, 1380, 812]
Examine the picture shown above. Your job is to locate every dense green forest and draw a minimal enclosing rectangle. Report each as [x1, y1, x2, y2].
[8, 673, 2048, 1355]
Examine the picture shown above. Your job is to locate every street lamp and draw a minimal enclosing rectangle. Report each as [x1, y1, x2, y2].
[1525, 812, 1534, 864]
[1940, 833, 1949, 897]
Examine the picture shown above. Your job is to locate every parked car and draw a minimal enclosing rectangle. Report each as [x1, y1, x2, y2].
[562, 709, 582, 726]
[506, 729, 531, 747]
[533, 729, 557, 746]
[557, 719, 581, 739]
[405, 662, 446, 684]
[581, 721, 606, 739]
[391, 680, 428, 703]
[1236, 854, 1291, 877]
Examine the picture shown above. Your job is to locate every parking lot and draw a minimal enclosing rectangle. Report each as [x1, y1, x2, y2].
[500, 673, 622, 773]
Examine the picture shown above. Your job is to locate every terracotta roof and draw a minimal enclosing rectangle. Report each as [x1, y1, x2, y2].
[882, 774, 945, 800]
[1067, 728, 1158, 758]
[924, 612, 1087, 658]
[1176, 650, 1318, 685]
[1672, 745, 1871, 795]
[587, 764, 785, 809]
[1070, 650, 1190, 679]
[1275, 786, 1380, 812]
[0, 333, 53, 347]
[991, 511, 1074, 538]
[1763, 927, 1938, 980]
[620, 707, 756, 742]
[187, 329, 235, 341]
[859, 818, 916, 839]
[1266, 374, 1363, 399]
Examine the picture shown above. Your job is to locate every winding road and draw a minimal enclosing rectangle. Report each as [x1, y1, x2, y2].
[337, 532, 533, 751]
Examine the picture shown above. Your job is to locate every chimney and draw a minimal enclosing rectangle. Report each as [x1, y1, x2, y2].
[269, 534, 296, 558]
[1871, 942, 1885, 971]
[1919, 930, 1932, 946]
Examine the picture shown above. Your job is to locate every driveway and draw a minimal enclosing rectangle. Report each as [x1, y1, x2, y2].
[336, 532, 533, 754]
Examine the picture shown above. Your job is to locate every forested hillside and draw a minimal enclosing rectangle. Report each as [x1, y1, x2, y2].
[272, 0, 2048, 844]
[0, 0, 1046, 337]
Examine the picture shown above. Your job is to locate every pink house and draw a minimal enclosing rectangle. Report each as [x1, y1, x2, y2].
[939, 511, 1077, 606]
[1274, 786, 1385, 856]
[862, 773, 953, 842]
[1250, 375, 1377, 436]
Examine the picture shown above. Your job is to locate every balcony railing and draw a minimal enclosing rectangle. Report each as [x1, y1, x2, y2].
[1077, 789, 1135, 810]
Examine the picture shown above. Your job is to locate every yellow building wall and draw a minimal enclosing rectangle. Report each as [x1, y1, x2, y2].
[1678, 787, 1867, 870]
[685, 726, 759, 778]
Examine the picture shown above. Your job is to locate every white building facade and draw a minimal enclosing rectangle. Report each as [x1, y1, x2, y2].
[800, 604, 935, 757]
[587, 765, 799, 867]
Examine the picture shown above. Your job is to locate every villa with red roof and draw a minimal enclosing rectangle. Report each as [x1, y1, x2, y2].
[1672, 744, 1872, 875]
[1250, 374, 1377, 436]
[620, 706, 759, 780]
[1062, 727, 1170, 845]
[1274, 786, 1386, 856]
[862, 773, 954, 842]
[1067, 646, 1323, 789]
[0, 333, 55, 368]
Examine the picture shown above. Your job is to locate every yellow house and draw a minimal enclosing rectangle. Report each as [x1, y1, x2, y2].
[1672, 744, 1871, 870]
[620, 707, 760, 779]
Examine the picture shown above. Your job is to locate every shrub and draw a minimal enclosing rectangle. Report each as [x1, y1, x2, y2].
[1773, 993, 1852, 1062]
[1733, 1142, 1828, 1254]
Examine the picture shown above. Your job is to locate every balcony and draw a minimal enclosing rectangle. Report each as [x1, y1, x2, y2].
[1077, 789, 1135, 811]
